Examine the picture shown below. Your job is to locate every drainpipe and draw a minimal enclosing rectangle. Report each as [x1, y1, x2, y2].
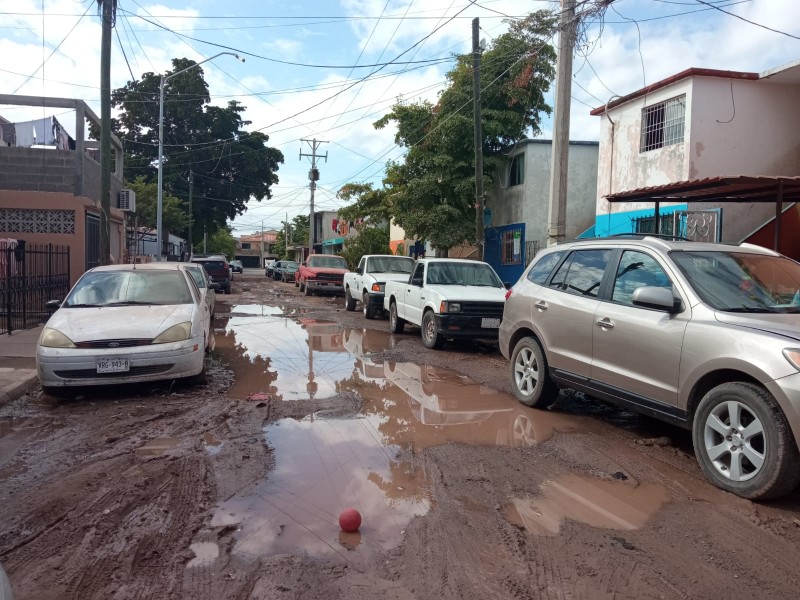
[603, 96, 621, 237]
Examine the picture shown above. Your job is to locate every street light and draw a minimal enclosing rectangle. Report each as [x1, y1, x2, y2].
[156, 52, 245, 260]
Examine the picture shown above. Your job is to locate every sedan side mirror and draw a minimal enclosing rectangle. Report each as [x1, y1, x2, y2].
[356, 267, 363, 275]
[632, 286, 682, 313]
[45, 299, 62, 313]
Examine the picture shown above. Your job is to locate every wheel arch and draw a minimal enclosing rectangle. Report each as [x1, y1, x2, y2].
[508, 326, 545, 361]
[686, 369, 763, 419]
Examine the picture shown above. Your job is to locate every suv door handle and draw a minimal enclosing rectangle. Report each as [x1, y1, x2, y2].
[596, 317, 614, 329]
[534, 301, 547, 310]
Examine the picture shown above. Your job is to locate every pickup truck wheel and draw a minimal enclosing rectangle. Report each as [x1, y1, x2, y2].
[304, 282, 313, 296]
[510, 337, 558, 408]
[693, 382, 800, 499]
[421, 310, 444, 349]
[389, 302, 405, 334]
[363, 292, 377, 319]
[344, 288, 357, 311]
[299, 279, 305, 292]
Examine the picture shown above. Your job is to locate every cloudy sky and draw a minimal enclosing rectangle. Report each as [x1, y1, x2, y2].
[1, 0, 798, 235]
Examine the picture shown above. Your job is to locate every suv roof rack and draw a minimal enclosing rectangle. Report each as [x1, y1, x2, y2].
[560, 233, 691, 245]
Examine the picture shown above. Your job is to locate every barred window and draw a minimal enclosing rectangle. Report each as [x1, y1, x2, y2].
[640, 95, 685, 152]
[509, 153, 524, 186]
[500, 228, 523, 265]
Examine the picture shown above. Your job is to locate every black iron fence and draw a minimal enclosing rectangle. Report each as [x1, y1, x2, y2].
[1, 242, 70, 335]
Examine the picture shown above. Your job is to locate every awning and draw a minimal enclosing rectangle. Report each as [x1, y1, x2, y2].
[604, 176, 800, 251]
[322, 237, 344, 246]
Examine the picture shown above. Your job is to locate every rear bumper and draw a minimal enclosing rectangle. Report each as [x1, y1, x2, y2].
[434, 314, 501, 340]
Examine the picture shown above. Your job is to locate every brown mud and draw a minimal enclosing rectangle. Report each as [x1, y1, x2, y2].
[1, 271, 799, 599]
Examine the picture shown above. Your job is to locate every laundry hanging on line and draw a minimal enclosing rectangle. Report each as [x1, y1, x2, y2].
[0, 115, 75, 149]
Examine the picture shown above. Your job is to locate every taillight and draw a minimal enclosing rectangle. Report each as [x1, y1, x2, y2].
[505, 288, 513, 300]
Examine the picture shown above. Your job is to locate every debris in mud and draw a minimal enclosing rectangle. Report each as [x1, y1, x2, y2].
[612, 536, 637, 550]
[634, 436, 672, 447]
[247, 392, 272, 402]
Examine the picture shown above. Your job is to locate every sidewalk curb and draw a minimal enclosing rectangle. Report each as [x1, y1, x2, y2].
[0, 370, 38, 408]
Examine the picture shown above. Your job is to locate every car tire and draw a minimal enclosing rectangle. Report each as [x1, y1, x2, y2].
[41, 385, 71, 398]
[510, 336, 558, 408]
[389, 301, 404, 334]
[363, 292, 377, 319]
[299, 279, 305, 292]
[345, 288, 357, 311]
[295, 278, 299, 288]
[304, 283, 313, 296]
[692, 382, 800, 499]
[421, 310, 444, 349]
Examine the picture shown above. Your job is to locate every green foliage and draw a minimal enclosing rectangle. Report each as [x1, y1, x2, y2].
[109, 58, 284, 239]
[273, 214, 310, 260]
[341, 226, 390, 270]
[125, 176, 190, 234]
[207, 227, 237, 260]
[337, 183, 391, 226]
[371, 11, 557, 252]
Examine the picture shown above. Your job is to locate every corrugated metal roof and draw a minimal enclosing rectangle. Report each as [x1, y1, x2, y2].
[605, 176, 800, 203]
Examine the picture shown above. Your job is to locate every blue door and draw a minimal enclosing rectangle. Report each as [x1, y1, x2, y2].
[485, 223, 525, 285]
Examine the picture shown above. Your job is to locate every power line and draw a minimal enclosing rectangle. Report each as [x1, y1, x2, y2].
[693, 0, 800, 40]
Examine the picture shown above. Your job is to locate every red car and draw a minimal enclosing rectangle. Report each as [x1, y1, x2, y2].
[297, 255, 349, 296]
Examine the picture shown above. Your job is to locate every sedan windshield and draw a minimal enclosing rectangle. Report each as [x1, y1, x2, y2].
[426, 262, 503, 287]
[64, 270, 194, 307]
[672, 251, 800, 312]
[370, 256, 415, 273]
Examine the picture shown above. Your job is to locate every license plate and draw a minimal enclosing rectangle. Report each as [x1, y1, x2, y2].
[481, 318, 501, 328]
[97, 358, 130, 373]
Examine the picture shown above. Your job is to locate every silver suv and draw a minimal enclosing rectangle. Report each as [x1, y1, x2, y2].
[499, 236, 800, 499]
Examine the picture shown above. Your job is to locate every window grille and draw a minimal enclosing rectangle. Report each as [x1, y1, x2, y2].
[640, 95, 685, 152]
[500, 228, 523, 265]
[0, 208, 76, 234]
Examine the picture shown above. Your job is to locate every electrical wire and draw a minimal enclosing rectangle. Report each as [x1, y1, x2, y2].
[693, 0, 800, 40]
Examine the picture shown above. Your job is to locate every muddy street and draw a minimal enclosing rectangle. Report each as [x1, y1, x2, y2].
[2, 269, 800, 599]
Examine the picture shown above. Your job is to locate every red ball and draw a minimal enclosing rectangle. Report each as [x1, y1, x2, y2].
[338, 508, 362, 532]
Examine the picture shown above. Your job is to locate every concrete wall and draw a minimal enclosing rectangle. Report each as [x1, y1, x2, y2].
[486, 139, 599, 250]
[0, 190, 125, 286]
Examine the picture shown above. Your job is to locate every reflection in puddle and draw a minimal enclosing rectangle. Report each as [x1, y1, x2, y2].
[503, 474, 671, 536]
[186, 542, 219, 568]
[211, 417, 431, 564]
[136, 437, 180, 456]
[202, 432, 224, 455]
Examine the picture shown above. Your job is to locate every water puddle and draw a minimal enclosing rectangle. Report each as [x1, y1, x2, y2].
[186, 542, 219, 568]
[0, 416, 58, 438]
[503, 474, 671, 536]
[136, 437, 180, 456]
[202, 432, 224, 455]
[211, 416, 431, 564]
[206, 305, 594, 562]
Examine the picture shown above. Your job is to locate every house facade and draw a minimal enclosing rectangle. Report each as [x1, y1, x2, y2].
[237, 230, 279, 267]
[313, 210, 357, 255]
[0, 94, 126, 286]
[484, 139, 599, 283]
[591, 60, 800, 251]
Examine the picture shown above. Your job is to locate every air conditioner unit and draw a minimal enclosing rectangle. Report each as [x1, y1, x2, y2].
[119, 189, 136, 212]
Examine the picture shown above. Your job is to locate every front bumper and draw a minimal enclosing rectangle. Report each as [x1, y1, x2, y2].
[767, 371, 800, 450]
[36, 336, 205, 387]
[307, 280, 344, 295]
[366, 292, 385, 309]
[434, 314, 501, 340]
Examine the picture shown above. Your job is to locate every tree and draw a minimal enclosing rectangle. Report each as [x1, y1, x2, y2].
[108, 58, 284, 242]
[125, 176, 189, 234]
[273, 214, 310, 260]
[206, 227, 237, 260]
[341, 226, 390, 270]
[372, 11, 557, 253]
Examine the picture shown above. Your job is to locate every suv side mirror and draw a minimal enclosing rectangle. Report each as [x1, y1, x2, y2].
[632, 286, 681, 313]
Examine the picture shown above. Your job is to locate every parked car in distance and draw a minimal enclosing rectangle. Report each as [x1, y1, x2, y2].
[182, 263, 218, 320]
[344, 255, 416, 319]
[36, 263, 211, 392]
[272, 260, 290, 281]
[297, 254, 349, 296]
[229, 259, 243, 274]
[264, 258, 276, 277]
[500, 235, 800, 500]
[281, 261, 300, 283]
[191, 254, 231, 294]
[384, 258, 507, 349]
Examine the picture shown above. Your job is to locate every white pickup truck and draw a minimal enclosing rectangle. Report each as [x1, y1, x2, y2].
[383, 258, 507, 349]
[343, 254, 416, 319]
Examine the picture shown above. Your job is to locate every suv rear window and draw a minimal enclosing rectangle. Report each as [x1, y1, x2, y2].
[527, 251, 566, 285]
[197, 261, 225, 270]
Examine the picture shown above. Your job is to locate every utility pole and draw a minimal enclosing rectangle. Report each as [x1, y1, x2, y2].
[260, 220, 265, 268]
[546, 0, 578, 247]
[285, 212, 289, 256]
[300, 139, 327, 259]
[99, 0, 115, 265]
[472, 18, 485, 261]
[187, 170, 193, 259]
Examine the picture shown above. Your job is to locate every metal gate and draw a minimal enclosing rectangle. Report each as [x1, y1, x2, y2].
[633, 209, 720, 242]
[1, 242, 71, 334]
[86, 213, 100, 270]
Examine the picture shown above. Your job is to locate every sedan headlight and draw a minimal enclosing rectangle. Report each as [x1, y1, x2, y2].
[153, 322, 192, 344]
[783, 349, 800, 371]
[440, 301, 462, 313]
[371, 283, 386, 293]
[39, 327, 76, 348]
